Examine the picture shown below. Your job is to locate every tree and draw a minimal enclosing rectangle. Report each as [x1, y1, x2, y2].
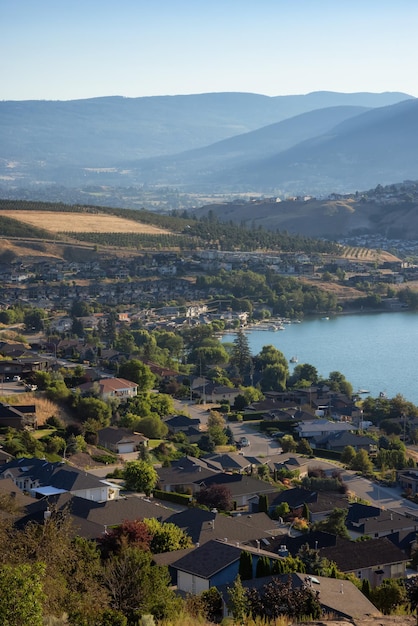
[135, 415, 168, 439]
[297, 438, 313, 455]
[196, 484, 233, 511]
[238, 550, 253, 580]
[23, 307, 45, 332]
[230, 329, 253, 381]
[227, 575, 249, 623]
[314, 507, 349, 538]
[341, 445, 356, 466]
[258, 494, 268, 513]
[103, 546, 181, 622]
[371, 578, 406, 614]
[75, 396, 112, 426]
[118, 360, 156, 392]
[98, 519, 152, 557]
[123, 460, 158, 495]
[0, 562, 45, 626]
[351, 449, 374, 475]
[255, 555, 271, 577]
[280, 434, 297, 453]
[143, 518, 192, 554]
[246, 577, 321, 620]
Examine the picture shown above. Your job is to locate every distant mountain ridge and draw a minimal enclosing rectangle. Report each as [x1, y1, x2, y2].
[0, 90, 413, 195]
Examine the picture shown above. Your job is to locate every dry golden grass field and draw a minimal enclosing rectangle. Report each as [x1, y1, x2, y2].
[0, 210, 172, 235]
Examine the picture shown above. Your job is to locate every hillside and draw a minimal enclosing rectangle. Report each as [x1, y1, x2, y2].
[0, 91, 412, 197]
[192, 181, 418, 240]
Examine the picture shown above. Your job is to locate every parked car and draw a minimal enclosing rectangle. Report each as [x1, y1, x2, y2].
[239, 436, 250, 447]
[12, 375, 21, 382]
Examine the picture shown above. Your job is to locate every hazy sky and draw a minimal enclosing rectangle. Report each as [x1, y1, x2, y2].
[2, 0, 418, 101]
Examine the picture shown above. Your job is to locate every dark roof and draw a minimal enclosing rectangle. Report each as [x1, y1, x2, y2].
[165, 508, 278, 545]
[171, 539, 242, 578]
[268, 530, 338, 556]
[15, 492, 174, 539]
[97, 427, 148, 445]
[320, 536, 408, 571]
[0, 457, 110, 494]
[165, 415, 201, 428]
[264, 487, 317, 509]
[202, 473, 274, 497]
[346, 502, 381, 523]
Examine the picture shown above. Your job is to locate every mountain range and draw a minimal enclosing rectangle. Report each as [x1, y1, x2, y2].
[0, 90, 416, 197]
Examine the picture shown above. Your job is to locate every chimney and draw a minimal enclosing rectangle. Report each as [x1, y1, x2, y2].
[340, 583, 344, 594]
[44, 509, 51, 522]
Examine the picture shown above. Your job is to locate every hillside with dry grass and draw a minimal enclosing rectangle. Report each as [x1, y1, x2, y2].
[0, 210, 173, 235]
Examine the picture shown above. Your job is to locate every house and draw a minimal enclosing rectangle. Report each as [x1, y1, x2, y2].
[0, 402, 37, 430]
[202, 453, 253, 474]
[250, 487, 349, 521]
[77, 377, 138, 402]
[0, 457, 121, 503]
[397, 468, 418, 495]
[319, 535, 408, 586]
[164, 414, 201, 434]
[15, 492, 174, 539]
[346, 502, 418, 540]
[156, 458, 222, 495]
[202, 473, 275, 509]
[218, 572, 380, 621]
[171, 539, 281, 594]
[314, 430, 377, 453]
[164, 507, 281, 547]
[296, 418, 353, 441]
[193, 382, 241, 405]
[97, 427, 148, 455]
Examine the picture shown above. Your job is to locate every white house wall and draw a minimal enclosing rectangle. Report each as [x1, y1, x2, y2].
[177, 570, 209, 594]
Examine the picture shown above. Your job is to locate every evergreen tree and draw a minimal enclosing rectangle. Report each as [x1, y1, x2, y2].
[230, 329, 253, 381]
[255, 556, 271, 578]
[227, 575, 249, 624]
[258, 494, 268, 514]
[238, 551, 253, 580]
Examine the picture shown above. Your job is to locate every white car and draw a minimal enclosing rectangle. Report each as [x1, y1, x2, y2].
[239, 437, 250, 447]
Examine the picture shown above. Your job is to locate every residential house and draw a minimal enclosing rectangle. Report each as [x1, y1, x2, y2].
[0, 457, 121, 503]
[78, 377, 138, 402]
[97, 427, 148, 455]
[165, 507, 281, 548]
[314, 430, 377, 453]
[15, 492, 174, 539]
[397, 468, 418, 496]
[202, 453, 253, 474]
[171, 539, 281, 594]
[269, 530, 408, 586]
[346, 502, 418, 540]
[164, 415, 201, 434]
[319, 536, 408, 586]
[193, 382, 241, 405]
[296, 419, 353, 441]
[202, 473, 275, 509]
[156, 457, 222, 495]
[0, 402, 37, 430]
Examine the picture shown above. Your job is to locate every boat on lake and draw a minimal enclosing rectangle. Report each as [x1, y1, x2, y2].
[290, 356, 298, 363]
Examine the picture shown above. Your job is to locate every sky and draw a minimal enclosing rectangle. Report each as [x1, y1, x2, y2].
[2, 0, 418, 101]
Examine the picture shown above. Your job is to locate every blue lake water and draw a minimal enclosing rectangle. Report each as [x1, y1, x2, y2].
[222, 312, 418, 405]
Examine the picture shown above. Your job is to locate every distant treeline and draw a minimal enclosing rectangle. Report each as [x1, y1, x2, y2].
[0, 198, 339, 254]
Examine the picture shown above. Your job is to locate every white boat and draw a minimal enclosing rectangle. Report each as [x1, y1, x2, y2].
[356, 389, 370, 395]
[290, 356, 298, 363]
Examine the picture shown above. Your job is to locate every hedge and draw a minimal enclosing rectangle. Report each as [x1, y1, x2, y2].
[153, 489, 192, 505]
[311, 448, 342, 461]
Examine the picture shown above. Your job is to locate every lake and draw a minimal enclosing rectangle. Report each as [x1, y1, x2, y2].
[222, 311, 418, 405]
